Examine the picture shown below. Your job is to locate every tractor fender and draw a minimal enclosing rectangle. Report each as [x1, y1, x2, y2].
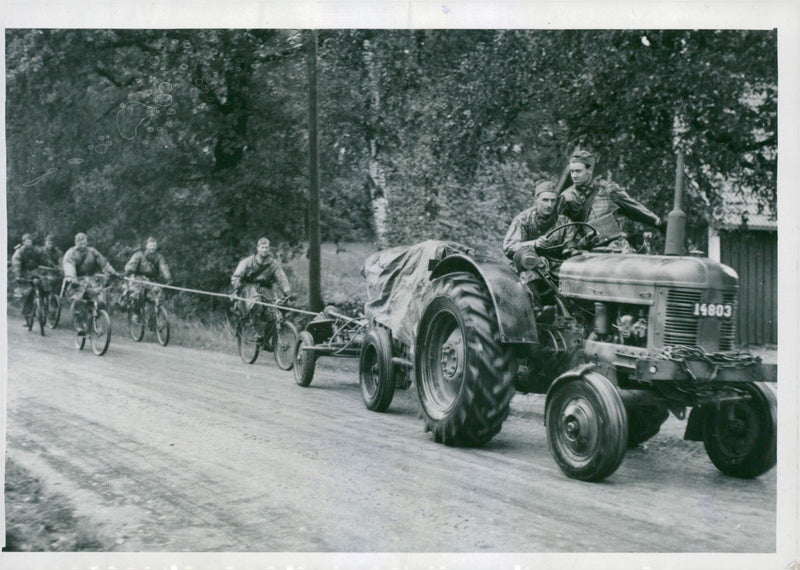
[544, 363, 617, 414]
[430, 254, 538, 344]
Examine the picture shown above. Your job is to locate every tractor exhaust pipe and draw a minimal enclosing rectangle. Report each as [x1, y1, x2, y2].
[664, 150, 687, 256]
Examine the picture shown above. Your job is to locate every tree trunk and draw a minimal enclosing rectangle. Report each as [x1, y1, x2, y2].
[363, 38, 389, 247]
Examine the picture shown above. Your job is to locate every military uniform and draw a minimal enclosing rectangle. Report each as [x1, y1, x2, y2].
[558, 178, 660, 250]
[231, 253, 291, 316]
[503, 206, 574, 261]
[11, 243, 46, 316]
[122, 250, 172, 308]
[40, 245, 64, 294]
[62, 245, 116, 303]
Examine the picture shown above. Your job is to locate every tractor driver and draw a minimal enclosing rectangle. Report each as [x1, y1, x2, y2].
[558, 149, 662, 252]
[503, 180, 577, 276]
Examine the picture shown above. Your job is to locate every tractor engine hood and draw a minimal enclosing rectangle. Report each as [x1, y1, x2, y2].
[558, 253, 739, 304]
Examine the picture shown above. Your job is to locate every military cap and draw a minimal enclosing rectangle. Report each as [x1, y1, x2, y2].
[21, 233, 32, 242]
[257, 237, 271, 248]
[534, 180, 558, 197]
[570, 149, 596, 168]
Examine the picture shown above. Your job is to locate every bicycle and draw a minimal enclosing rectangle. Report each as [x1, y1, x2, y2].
[37, 265, 64, 329]
[233, 294, 298, 370]
[125, 278, 171, 346]
[68, 274, 116, 356]
[17, 274, 47, 336]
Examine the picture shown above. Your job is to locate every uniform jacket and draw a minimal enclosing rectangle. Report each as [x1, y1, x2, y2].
[558, 178, 659, 244]
[41, 245, 64, 268]
[63, 246, 114, 280]
[231, 253, 290, 294]
[502, 206, 575, 260]
[125, 250, 172, 282]
[11, 245, 45, 279]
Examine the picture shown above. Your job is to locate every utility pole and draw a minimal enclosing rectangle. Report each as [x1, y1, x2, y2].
[307, 29, 322, 311]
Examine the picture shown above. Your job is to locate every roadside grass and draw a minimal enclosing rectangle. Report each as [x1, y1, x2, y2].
[99, 241, 379, 353]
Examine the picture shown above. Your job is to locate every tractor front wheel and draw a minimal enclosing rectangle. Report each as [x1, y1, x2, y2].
[546, 372, 628, 481]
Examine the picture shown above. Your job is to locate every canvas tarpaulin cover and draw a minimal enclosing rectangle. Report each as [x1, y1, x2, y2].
[361, 240, 474, 347]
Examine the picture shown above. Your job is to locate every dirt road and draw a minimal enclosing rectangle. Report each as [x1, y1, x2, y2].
[4, 316, 776, 552]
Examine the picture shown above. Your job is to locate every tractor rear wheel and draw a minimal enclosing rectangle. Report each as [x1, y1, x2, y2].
[703, 382, 776, 478]
[415, 272, 515, 446]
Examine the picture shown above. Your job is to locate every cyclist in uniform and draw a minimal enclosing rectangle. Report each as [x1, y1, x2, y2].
[230, 237, 292, 334]
[120, 236, 172, 309]
[62, 232, 119, 334]
[11, 233, 46, 323]
[40, 233, 64, 296]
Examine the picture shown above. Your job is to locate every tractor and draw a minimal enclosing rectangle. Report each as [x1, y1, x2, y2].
[410, 160, 777, 481]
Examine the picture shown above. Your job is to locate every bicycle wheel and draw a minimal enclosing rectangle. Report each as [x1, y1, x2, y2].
[91, 309, 112, 356]
[155, 305, 170, 347]
[236, 317, 260, 364]
[128, 305, 145, 342]
[47, 293, 61, 329]
[34, 291, 46, 336]
[24, 292, 34, 331]
[72, 311, 86, 350]
[274, 321, 299, 371]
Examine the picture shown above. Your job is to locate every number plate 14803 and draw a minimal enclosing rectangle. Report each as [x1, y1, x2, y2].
[693, 303, 733, 318]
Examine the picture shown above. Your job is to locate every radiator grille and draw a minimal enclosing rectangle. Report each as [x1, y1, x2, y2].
[719, 292, 738, 350]
[664, 289, 702, 346]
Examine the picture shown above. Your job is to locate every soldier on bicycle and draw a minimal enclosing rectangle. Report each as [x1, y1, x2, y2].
[11, 233, 46, 323]
[230, 237, 293, 334]
[40, 233, 64, 296]
[62, 232, 119, 334]
[120, 236, 172, 309]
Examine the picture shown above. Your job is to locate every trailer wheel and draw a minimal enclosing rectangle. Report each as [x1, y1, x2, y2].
[415, 272, 515, 446]
[703, 382, 776, 478]
[546, 372, 628, 481]
[293, 331, 317, 387]
[359, 327, 395, 412]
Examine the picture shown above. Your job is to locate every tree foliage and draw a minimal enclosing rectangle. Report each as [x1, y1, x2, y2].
[6, 29, 777, 307]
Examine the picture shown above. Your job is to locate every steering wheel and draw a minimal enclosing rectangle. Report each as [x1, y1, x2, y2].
[537, 221, 598, 252]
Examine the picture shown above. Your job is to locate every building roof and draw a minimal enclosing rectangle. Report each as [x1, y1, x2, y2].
[713, 189, 776, 231]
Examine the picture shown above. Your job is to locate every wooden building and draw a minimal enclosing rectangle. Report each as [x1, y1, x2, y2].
[708, 209, 777, 347]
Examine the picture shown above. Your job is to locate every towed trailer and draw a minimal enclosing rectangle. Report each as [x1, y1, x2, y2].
[293, 305, 413, 411]
[293, 241, 467, 412]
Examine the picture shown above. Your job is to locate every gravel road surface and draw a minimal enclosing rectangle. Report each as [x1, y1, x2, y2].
[5, 316, 777, 552]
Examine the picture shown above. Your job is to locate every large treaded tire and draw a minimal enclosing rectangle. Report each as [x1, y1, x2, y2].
[359, 327, 395, 412]
[702, 382, 777, 478]
[415, 272, 516, 446]
[546, 372, 628, 481]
